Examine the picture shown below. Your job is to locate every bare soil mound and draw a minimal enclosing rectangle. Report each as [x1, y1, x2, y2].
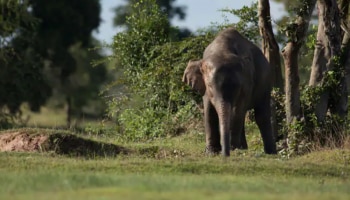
[0, 129, 128, 157]
[0, 132, 48, 152]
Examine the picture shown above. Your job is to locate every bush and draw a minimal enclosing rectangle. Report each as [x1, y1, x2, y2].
[118, 108, 167, 141]
[108, 0, 214, 141]
[275, 85, 349, 157]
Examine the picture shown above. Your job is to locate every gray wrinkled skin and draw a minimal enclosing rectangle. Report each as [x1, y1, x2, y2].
[183, 27, 277, 157]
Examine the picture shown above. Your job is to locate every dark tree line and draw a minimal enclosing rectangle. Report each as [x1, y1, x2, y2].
[0, 0, 107, 128]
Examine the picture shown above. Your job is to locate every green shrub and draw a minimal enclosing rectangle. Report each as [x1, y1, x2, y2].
[108, 0, 214, 141]
[111, 34, 215, 141]
[118, 108, 167, 141]
[275, 84, 349, 157]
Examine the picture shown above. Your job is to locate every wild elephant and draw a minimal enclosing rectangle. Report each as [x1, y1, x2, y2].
[182, 27, 277, 157]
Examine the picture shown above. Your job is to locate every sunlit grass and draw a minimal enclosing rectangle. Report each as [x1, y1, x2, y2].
[1, 109, 350, 200]
[23, 106, 67, 128]
[0, 133, 349, 200]
[2, 173, 349, 200]
[21, 106, 113, 133]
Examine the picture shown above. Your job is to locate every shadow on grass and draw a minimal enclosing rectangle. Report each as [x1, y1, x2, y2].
[45, 133, 129, 157]
[0, 129, 129, 158]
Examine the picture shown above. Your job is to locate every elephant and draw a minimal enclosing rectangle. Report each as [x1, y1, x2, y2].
[182, 27, 277, 157]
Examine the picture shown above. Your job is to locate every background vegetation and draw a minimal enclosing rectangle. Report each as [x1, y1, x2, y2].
[106, 0, 350, 158]
[0, 0, 107, 128]
[1, 0, 350, 199]
[1, 0, 349, 154]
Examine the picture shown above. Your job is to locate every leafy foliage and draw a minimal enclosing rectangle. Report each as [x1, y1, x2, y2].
[274, 1, 318, 84]
[109, 0, 349, 155]
[109, 0, 275, 141]
[0, 1, 51, 128]
[0, 0, 107, 128]
[113, 0, 190, 39]
[221, 2, 260, 44]
[109, 0, 211, 140]
[0, 0, 37, 50]
[29, 0, 101, 79]
[28, 0, 105, 127]
[275, 82, 348, 157]
[64, 42, 108, 119]
[113, 0, 186, 27]
[113, 0, 170, 84]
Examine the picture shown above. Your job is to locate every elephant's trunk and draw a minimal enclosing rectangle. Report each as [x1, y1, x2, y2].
[216, 101, 231, 157]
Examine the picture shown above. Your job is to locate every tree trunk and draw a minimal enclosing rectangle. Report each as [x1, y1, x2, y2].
[66, 96, 72, 128]
[258, 0, 283, 90]
[309, 0, 347, 121]
[282, 43, 302, 123]
[342, 30, 350, 97]
[309, 0, 330, 121]
[309, 4, 327, 86]
[339, 0, 349, 39]
[339, 0, 350, 118]
[282, 0, 317, 124]
[258, 0, 283, 140]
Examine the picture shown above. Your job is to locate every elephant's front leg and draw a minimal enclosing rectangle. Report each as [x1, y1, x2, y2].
[230, 109, 247, 150]
[203, 95, 221, 154]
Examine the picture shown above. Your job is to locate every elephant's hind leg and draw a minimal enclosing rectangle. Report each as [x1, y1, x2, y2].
[239, 125, 248, 149]
[254, 94, 277, 154]
[230, 111, 247, 150]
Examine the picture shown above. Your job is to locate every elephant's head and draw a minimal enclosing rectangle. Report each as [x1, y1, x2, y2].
[182, 60, 205, 96]
[183, 57, 244, 157]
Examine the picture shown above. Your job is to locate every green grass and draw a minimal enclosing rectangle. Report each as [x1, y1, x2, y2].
[0, 128, 349, 200]
[2, 173, 349, 200]
[0, 152, 349, 200]
[23, 107, 68, 127]
[22, 106, 110, 130]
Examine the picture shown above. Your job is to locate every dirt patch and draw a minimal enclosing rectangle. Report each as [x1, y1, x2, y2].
[0, 132, 48, 152]
[0, 131, 128, 157]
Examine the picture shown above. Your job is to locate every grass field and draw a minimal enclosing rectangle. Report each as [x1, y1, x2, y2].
[0, 128, 349, 200]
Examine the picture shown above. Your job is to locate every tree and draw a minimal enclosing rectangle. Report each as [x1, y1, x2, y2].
[258, 0, 283, 90]
[258, 0, 284, 140]
[309, 0, 347, 122]
[109, 0, 212, 140]
[28, 0, 104, 127]
[113, 0, 190, 39]
[114, 0, 186, 27]
[340, 0, 350, 95]
[272, 0, 318, 85]
[282, 0, 317, 124]
[0, 1, 51, 128]
[264, 0, 349, 153]
[60, 41, 108, 127]
[221, 2, 261, 44]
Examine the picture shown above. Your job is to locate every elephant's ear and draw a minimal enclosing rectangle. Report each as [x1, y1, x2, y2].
[182, 60, 206, 96]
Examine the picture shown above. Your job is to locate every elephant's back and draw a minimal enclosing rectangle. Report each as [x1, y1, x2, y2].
[203, 27, 272, 108]
[204, 28, 255, 59]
